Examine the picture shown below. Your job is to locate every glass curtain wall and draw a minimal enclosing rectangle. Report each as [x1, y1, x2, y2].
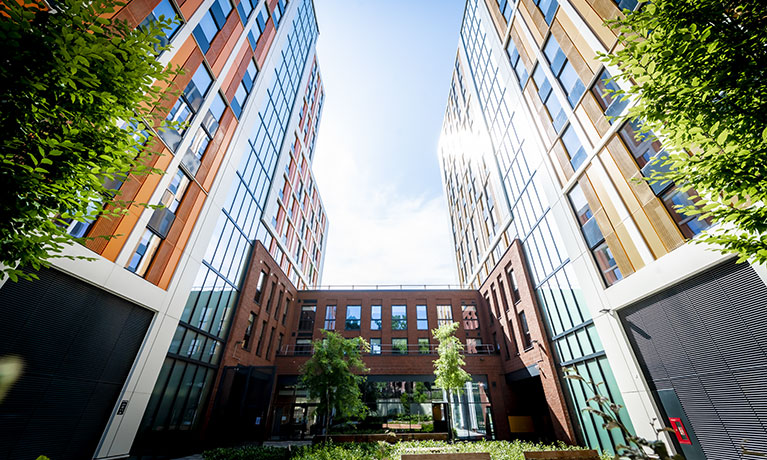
[459, 0, 633, 452]
[136, 0, 319, 445]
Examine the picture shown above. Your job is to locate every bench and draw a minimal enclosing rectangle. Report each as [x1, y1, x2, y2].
[401, 453, 491, 460]
[523, 451, 600, 460]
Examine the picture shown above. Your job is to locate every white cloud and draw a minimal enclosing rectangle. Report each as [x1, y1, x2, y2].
[312, 128, 458, 287]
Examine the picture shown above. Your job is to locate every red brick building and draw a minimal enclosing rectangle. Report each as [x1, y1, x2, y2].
[204, 240, 575, 444]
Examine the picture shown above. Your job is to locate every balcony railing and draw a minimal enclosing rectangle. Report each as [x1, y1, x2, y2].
[276, 343, 496, 357]
[304, 284, 472, 291]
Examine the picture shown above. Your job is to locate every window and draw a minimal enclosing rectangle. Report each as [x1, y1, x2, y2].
[181, 92, 227, 176]
[437, 304, 453, 327]
[507, 267, 520, 303]
[591, 69, 628, 121]
[298, 305, 316, 331]
[533, 0, 558, 24]
[532, 65, 567, 132]
[246, 4, 271, 50]
[613, 0, 638, 11]
[466, 338, 479, 354]
[147, 169, 191, 238]
[265, 327, 276, 357]
[392, 338, 408, 355]
[231, 59, 259, 118]
[255, 320, 267, 355]
[160, 63, 214, 152]
[569, 182, 622, 286]
[236, 0, 258, 24]
[192, 0, 232, 53]
[139, 0, 182, 50]
[418, 338, 430, 354]
[462, 304, 479, 330]
[561, 124, 587, 170]
[281, 297, 289, 325]
[295, 338, 312, 355]
[242, 312, 255, 349]
[543, 35, 585, 108]
[416, 305, 428, 330]
[345, 305, 361, 330]
[519, 311, 532, 349]
[254, 271, 267, 303]
[391, 305, 407, 330]
[264, 281, 277, 314]
[126, 228, 161, 276]
[494, 0, 513, 23]
[370, 305, 382, 330]
[506, 39, 529, 87]
[324, 305, 336, 330]
[370, 338, 381, 355]
[497, 280, 510, 312]
[618, 121, 712, 238]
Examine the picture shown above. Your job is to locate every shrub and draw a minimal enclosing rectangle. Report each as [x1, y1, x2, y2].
[203, 446, 291, 460]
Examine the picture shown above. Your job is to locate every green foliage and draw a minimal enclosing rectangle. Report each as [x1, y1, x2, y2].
[203, 446, 291, 460]
[203, 441, 607, 460]
[564, 369, 682, 460]
[0, 0, 180, 281]
[601, 0, 767, 264]
[300, 331, 370, 429]
[432, 323, 471, 394]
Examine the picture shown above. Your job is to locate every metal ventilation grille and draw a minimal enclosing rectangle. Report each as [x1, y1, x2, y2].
[620, 260, 767, 460]
[0, 268, 153, 460]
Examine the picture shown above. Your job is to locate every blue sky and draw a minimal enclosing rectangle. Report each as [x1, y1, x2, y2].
[311, 0, 465, 286]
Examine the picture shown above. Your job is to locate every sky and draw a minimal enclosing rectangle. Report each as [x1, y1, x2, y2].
[311, 0, 466, 287]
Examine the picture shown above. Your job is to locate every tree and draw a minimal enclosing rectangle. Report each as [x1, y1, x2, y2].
[432, 322, 471, 441]
[601, 0, 767, 264]
[0, 0, 180, 281]
[300, 331, 370, 434]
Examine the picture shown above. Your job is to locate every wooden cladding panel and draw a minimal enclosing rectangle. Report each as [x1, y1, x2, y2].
[598, 149, 640, 214]
[517, 0, 547, 48]
[614, 221, 645, 271]
[566, 0, 617, 50]
[555, 7, 601, 73]
[206, 14, 244, 78]
[255, 19, 277, 69]
[603, 136, 686, 254]
[579, 92, 611, 138]
[178, 0, 205, 21]
[484, 0, 509, 39]
[223, 44, 253, 101]
[153, 39, 203, 119]
[511, 20, 536, 71]
[644, 200, 685, 252]
[551, 140, 575, 184]
[84, 144, 171, 258]
[524, 83, 558, 145]
[604, 231, 635, 277]
[114, 0, 161, 28]
[550, 19, 594, 86]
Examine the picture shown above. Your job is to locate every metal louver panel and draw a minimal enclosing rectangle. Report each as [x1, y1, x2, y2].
[0, 268, 153, 460]
[620, 260, 767, 460]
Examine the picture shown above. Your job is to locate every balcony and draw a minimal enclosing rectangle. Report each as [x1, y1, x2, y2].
[276, 343, 496, 357]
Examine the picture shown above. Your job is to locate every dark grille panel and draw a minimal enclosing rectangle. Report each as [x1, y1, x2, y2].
[621, 260, 767, 460]
[0, 268, 153, 460]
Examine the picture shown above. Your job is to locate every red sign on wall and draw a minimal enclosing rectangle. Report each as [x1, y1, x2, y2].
[669, 417, 692, 445]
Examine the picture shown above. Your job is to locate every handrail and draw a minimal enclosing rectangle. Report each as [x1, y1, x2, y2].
[302, 284, 471, 291]
[276, 343, 497, 356]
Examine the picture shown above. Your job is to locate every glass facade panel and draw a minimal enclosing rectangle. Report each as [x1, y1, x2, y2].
[416, 305, 428, 330]
[371, 305, 382, 330]
[345, 305, 361, 330]
[391, 305, 407, 330]
[437, 304, 453, 326]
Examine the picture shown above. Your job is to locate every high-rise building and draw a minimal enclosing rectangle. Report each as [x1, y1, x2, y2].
[0, 0, 327, 459]
[440, 0, 767, 458]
